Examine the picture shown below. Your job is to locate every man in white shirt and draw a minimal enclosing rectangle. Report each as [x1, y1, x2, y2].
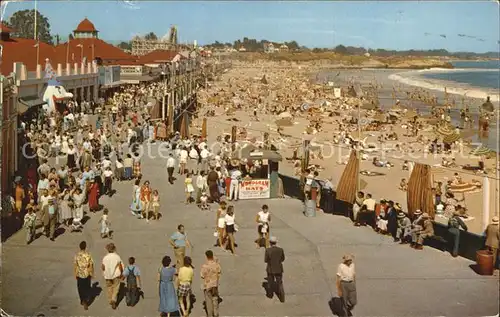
[189, 147, 200, 173]
[200, 146, 210, 173]
[101, 243, 123, 310]
[229, 168, 242, 201]
[336, 254, 357, 316]
[356, 193, 377, 227]
[102, 157, 112, 170]
[166, 153, 176, 184]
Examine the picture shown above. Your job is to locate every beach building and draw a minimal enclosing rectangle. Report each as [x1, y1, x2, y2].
[264, 43, 276, 54]
[1, 74, 18, 192]
[279, 44, 289, 52]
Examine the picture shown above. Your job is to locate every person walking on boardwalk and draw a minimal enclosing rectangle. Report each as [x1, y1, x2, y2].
[123, 256, 142, 307]
[158, 255, 180, 317]
[74, 241, 94, 310]
[201, 250, 221, 317]
[336, 254, 357, 316]
[170, 224, 192, 269]
[166, 153, 176, 184]
[101, 243, 123, 310]
[264, 236, 285, 302]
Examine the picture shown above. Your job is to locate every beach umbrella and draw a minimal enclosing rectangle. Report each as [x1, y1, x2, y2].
[448, 182, 479, 194]
[336, 151, 360, 203]
[361, 102, 377, 110]
[201, 118, 207, 138]
[404, 110, 418, 119]
[470, 146, 493, 156]
[482, 176, 490, 231]
[407, 163, 435, 218]
[443, 133, 461, 144]
[278, 111, 292, 119]
[436, 124, 455, 136]
[179, 113, 189, 139]
[373, 113, 386, 122]
[275, 119, 294, 127]
[481, 100, 494, 112]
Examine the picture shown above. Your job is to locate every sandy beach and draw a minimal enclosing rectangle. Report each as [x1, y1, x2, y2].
[197, 60, 499, 235]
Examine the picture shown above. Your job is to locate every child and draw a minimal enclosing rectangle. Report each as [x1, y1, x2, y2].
[99, 208, 112, 238]
[399, 178, 408, 191]
[200, 191, 209, 210]
[23, 206, 37, 244]
[123, 256, 142, 307]
[151, 190, 160, 220]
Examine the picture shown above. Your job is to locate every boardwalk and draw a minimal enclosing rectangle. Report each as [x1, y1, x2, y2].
[1, 145, 498, 316]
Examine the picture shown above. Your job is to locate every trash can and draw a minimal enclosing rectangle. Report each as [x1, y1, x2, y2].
[476, 250, 494, 275]
[304, 199, 316, 217]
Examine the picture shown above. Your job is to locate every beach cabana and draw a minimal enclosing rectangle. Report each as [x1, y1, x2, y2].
[407, 163, 435, 218]
[231, 144, 283, 199]
[336, 150, 359, 203]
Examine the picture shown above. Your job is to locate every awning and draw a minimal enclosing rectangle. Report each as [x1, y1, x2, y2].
[100, 81, 122, 89]
[120, 75, 159, 84]
[18, 96, 47, 114]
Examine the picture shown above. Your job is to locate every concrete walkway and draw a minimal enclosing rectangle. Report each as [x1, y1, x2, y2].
[1, 144, 498, 316]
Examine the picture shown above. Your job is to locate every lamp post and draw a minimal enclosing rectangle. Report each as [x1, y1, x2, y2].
[76, 44, 84, 64]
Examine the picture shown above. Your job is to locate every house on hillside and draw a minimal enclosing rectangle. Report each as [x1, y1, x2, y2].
[279, 44, 289, 52]
[264, 42, 276, 54]
[238, 46, 247, 52]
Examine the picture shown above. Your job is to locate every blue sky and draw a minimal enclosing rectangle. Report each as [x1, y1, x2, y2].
[1, 1, 499, 52]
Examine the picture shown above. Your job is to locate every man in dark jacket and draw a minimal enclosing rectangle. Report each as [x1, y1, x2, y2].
[448, 211, 468, 257]
[264, 236, 285, 302]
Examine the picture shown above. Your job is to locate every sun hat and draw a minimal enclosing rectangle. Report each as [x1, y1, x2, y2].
[414, 209, 422, 215]
[422, 212, 430, 218]
[397, 212, 406, 218]
[492, 216, 499, 224]
[269, 236, 278, 243]
[342, 254, 353, 262]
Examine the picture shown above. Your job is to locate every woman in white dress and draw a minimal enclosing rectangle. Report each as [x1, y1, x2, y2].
[71, 187, 85, 231]
[58, 188, 73, 227]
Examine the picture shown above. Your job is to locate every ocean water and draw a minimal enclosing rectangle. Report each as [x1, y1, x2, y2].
[421, 60, 499, 89]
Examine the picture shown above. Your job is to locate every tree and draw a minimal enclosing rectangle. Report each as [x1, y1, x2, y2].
[334, 45, 348, 54]
[6, 9, 53, 44]
[144, 32, 158, 40]
[117, 41, 132, 51]
[68, 33, 74, 40]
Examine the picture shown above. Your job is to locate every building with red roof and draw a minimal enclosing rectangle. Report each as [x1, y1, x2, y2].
[74, 18, 99, 36]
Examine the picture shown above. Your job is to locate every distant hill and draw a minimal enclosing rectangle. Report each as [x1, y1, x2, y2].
[203, 37, 498, 59]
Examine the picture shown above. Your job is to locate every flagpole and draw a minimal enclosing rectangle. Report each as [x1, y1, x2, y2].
[34, 0, 39, 66]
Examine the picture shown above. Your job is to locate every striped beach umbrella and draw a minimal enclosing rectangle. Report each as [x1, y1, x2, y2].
[443, 133, 461, 144]
[336, 150, 360, 203]
[436, 124, 455, 136]
[407, 163, 435, 218]
[470, 146, 493, 156]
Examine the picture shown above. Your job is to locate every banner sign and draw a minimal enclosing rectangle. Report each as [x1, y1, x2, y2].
[239, 179, 270, 200]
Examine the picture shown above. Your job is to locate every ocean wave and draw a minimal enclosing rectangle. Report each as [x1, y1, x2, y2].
[388, 72, 499, 102]
[417, 68, 499, 73]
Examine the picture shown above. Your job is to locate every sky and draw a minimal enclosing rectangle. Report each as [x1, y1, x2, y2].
[1, 1, 499, 52]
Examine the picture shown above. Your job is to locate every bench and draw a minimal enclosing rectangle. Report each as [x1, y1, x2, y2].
[424, 235, 448, 252]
